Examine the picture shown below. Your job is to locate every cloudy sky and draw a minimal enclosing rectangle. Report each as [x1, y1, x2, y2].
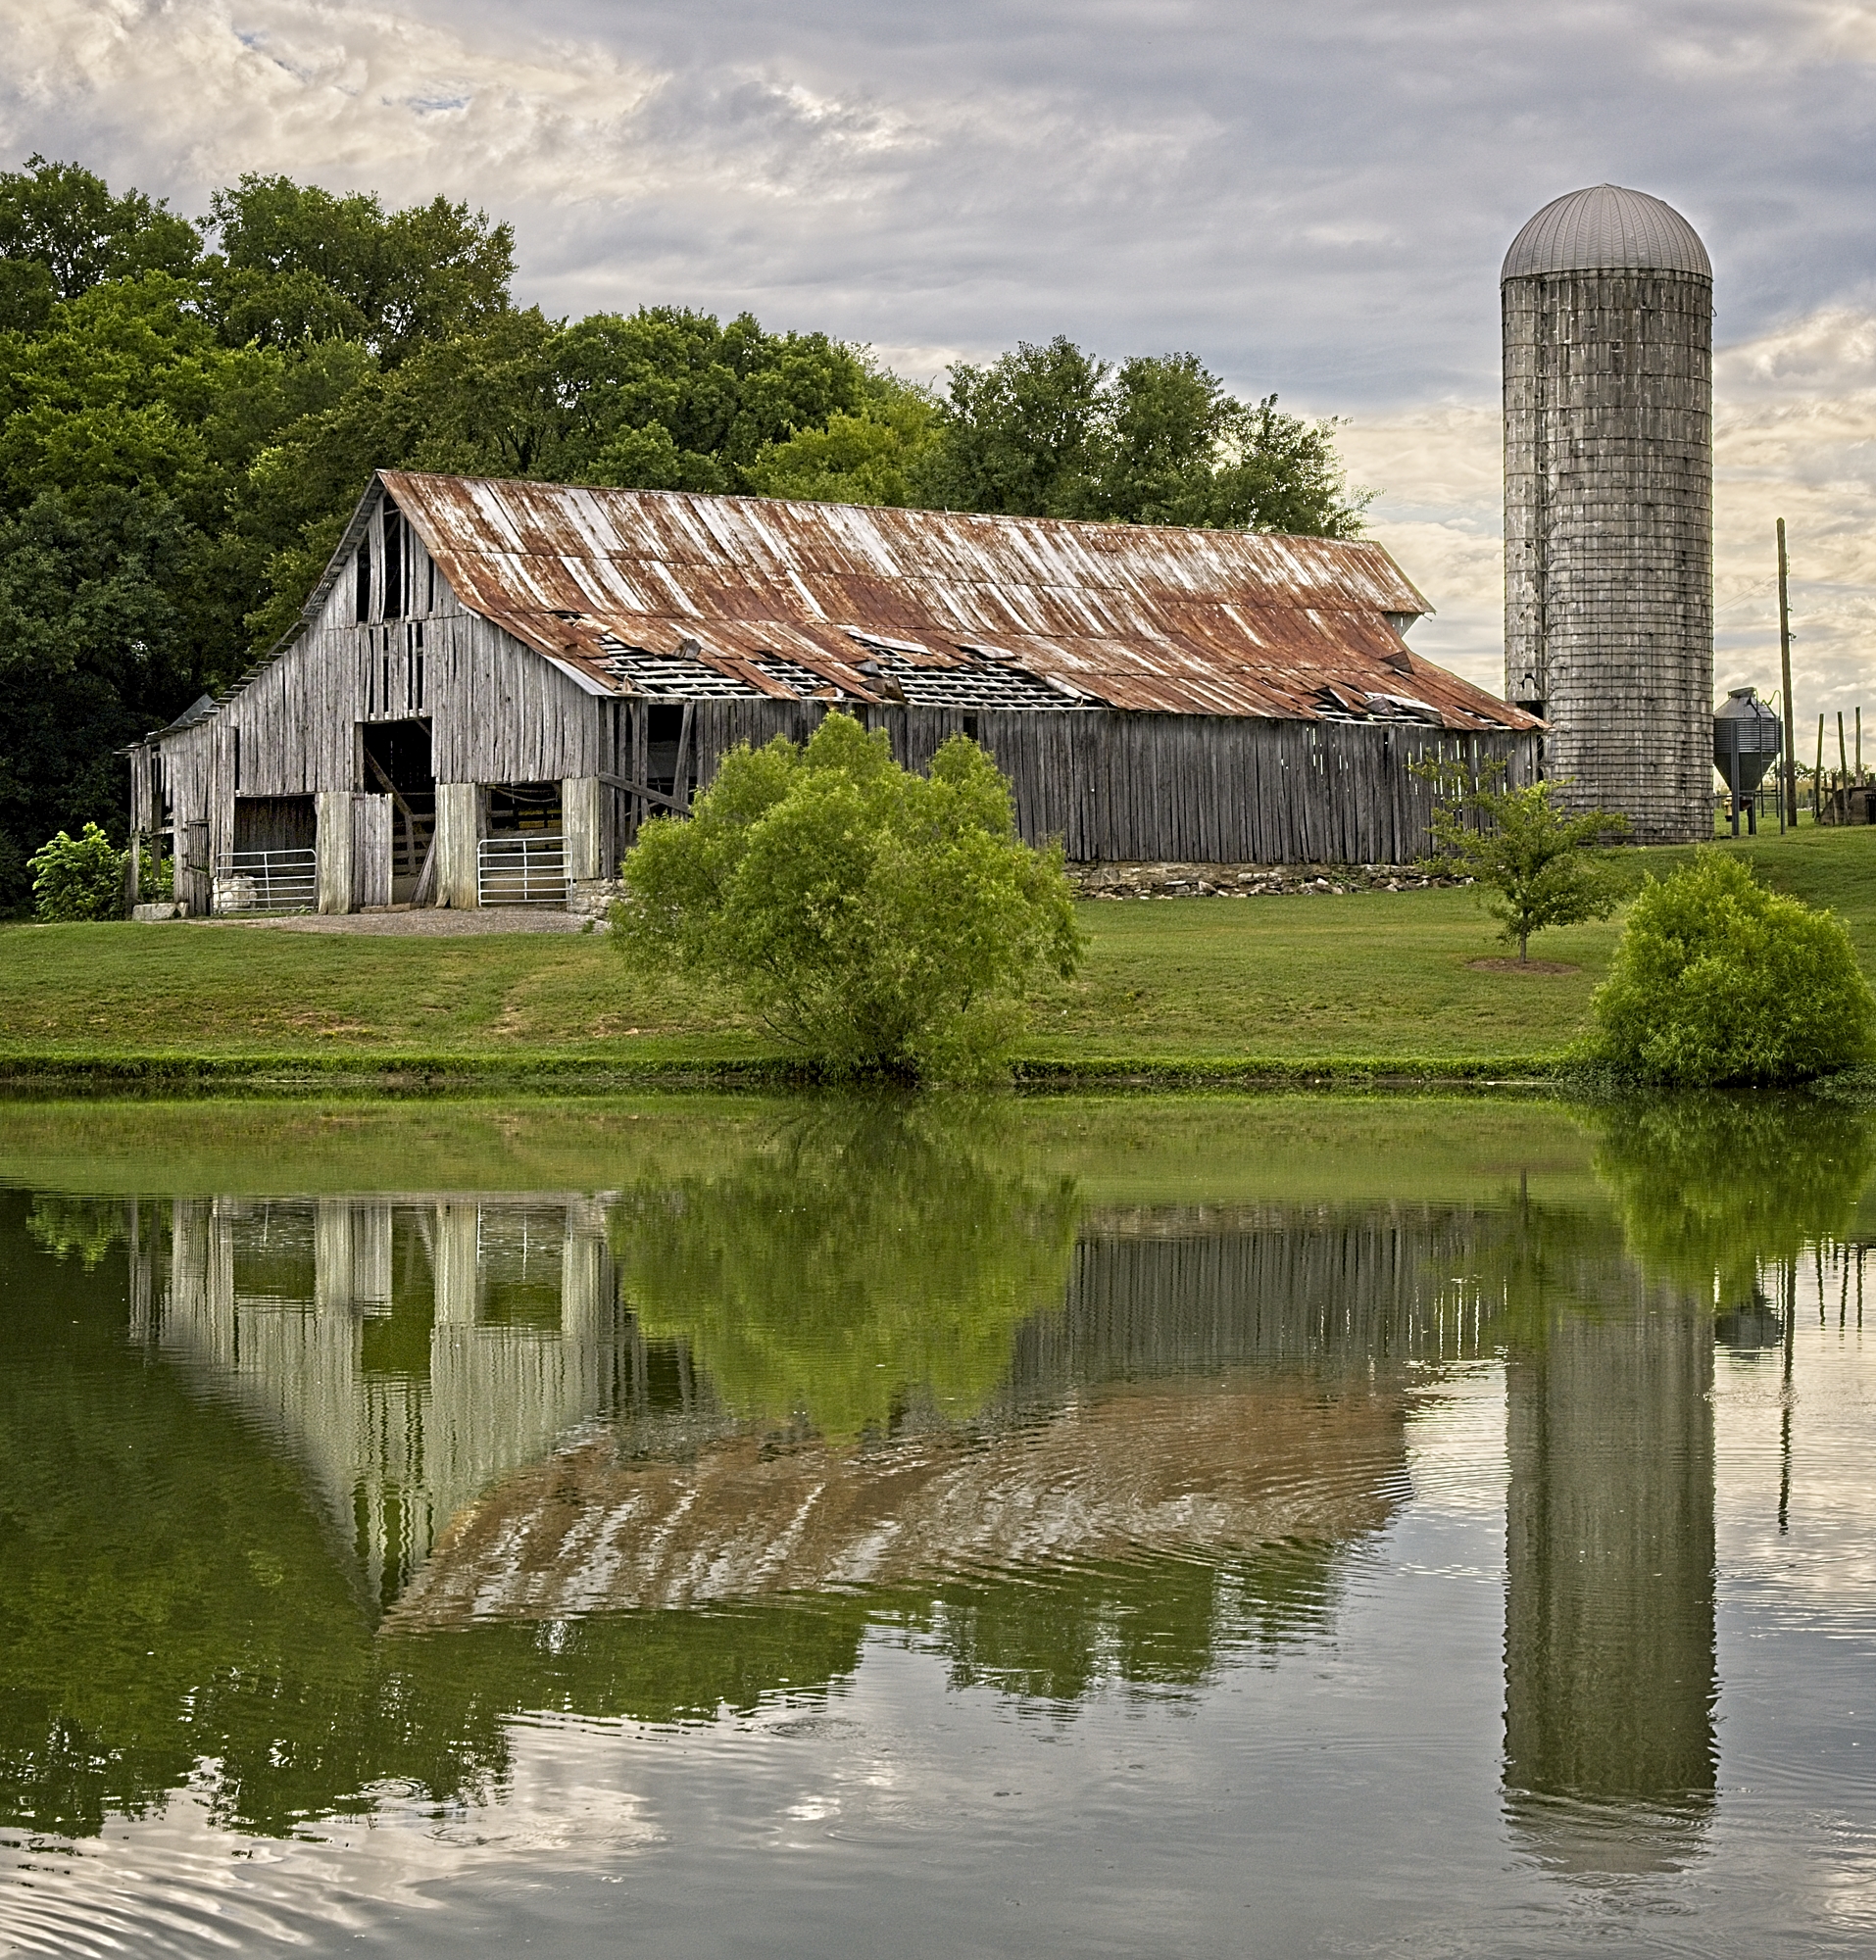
[7, 1, 1876, 715]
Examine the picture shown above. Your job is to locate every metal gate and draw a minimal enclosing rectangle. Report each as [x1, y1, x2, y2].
[214, 849, 318, 913]
[477, 833, 568, 906]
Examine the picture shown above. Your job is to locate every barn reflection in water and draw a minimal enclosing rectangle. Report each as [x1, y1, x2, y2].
[112, 1152, 1724, 1845]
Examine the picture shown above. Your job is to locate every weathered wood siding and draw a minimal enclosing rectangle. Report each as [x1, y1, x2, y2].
[606, 699, 1537, 867]
[353, 795, 393, 907]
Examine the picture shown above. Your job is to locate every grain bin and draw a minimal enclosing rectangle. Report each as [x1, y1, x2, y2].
[1503, 184, 1714, 843]
[1712, 686, 1781, 834]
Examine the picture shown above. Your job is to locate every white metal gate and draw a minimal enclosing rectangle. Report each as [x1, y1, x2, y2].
[477, 834, 568, 906]
[214, 849, 318, 913]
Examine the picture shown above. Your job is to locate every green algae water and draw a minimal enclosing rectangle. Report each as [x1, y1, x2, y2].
[1, 1094, 1872, 1956]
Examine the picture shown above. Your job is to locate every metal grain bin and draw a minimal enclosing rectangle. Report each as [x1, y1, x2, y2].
[1713, 686, 1781, 833]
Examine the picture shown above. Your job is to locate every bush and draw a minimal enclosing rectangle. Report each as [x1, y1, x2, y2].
[1586, 853, 1875, 1084]
[614, 714, 1084, 1080]
[27, 822, 124, 921]
[1418, 760, 1628, 960]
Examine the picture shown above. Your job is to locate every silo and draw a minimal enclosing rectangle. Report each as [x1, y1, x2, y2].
[1503, 184, 1713, 842]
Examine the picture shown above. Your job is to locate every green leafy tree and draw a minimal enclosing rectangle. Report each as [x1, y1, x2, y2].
[1418, 761, 1629, 962]
[0, 155, 201, 326]
[0, 488, 201, 906]
[745, 370, 940, 506]
[920, 336, 1368, 535]
[203, 174, 514, 363]
[927, 335, 1111, 518]
[27, 820, 123, 919]
[1586, 852, 1876, 1085]
[615, 715, 1085, 1080]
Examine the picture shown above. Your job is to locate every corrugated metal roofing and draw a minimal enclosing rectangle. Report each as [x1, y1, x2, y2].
[1503, 184, 1710, 283]
[374, 470, 1535, 731]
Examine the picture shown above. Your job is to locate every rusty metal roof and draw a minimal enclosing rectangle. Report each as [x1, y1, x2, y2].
[377, 469, 1535, 731]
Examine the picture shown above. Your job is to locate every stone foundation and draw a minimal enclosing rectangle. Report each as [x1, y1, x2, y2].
[1066, 861, 1466, 900]
[568, 877, 625, 918]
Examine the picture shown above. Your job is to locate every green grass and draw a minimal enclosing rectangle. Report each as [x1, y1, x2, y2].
[0, 1093, 1610, 1208]
[4, 822, 1872, 1082]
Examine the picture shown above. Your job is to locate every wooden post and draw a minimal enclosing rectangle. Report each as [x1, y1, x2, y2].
[1778, 519, 1797, 825]
[675, 703, 696, 810]
[315, 790, 355, 914]
[1816, 714, 1826, 821]
[562, 776, 602, 883]
[1858, 706, 1864, 783]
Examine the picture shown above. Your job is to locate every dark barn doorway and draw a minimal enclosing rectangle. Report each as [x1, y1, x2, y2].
[232, 796, 317, 855]
[360, 719, 436, 903]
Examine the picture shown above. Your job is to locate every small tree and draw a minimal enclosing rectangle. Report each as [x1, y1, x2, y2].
[27, 822, 123, 921]
[614, 714, 1084, 1081]
[1417, 761, 1629, 962]
[1587, 853, 1874, 1085]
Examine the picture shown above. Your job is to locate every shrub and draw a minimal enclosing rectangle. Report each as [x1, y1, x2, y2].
[614, 714, 1084, 1080]
[1417, 760, 1628, 960]
[1586, 853, 1875, 1084]
[27, 822, 124, 921]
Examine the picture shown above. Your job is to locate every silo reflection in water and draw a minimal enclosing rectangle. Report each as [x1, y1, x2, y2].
[1503, 1288, 1717, 1873]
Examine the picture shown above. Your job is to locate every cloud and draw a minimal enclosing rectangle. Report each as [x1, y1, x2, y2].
[2, 1, 663, 198]
[6, 0, 1876, 715]
[1338, 311, 1876, 718]
[11, 1, 1876, 395]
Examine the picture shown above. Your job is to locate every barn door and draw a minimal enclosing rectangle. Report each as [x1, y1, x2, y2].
[180, 818, 211, 916]
[353, 794, 394, 908]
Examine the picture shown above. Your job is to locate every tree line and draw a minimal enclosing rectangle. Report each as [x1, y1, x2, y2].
[0, 155, 1368, 909]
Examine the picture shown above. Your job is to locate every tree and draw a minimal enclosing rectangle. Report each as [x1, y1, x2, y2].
[925, 335, 1110, 518]
[919, 336, 1369, 535]
[1418, 761, 1629, 962]
[745, 370, 940, 506]
[203, 174, 514, 364]
[0, 488, 201, 910]
[1586, 853, 1875, 1085]
[27, 821, 124, 920]
[0, 156, 200, 310]
[614, 715, 1084, 1080]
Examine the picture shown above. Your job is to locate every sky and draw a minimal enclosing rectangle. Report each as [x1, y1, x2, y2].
[6, 0, 1876, 718]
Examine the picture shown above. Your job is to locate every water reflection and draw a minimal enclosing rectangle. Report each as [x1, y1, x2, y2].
[2, 1091, 1871, 1910]
[1501, 1287, 1717, 1872]
[152, 1194, 630, 1609]
[398, 1117, 1491, 1700]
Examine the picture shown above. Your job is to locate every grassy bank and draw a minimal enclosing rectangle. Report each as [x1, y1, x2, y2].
[4, 823, 1870, 1086]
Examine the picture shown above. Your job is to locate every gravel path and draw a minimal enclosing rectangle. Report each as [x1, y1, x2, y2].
[191, 907, 598, 936]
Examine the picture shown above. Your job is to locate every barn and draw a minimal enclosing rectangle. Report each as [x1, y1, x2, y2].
[127, 470, 1540, 915]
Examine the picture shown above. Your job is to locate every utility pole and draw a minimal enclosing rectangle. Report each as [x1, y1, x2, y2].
[1778, 518, 1798, 825]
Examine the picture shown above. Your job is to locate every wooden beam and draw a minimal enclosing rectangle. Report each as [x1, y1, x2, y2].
[595, 770, 691, 816]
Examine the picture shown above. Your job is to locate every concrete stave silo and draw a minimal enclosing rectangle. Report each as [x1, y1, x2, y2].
[1503, 184, 1714, 843]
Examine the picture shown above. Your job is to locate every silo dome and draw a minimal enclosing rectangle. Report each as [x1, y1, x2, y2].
[1502, 184, 1710, 282]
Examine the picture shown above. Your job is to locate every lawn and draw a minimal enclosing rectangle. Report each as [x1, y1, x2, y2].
[2, 822, 1870, 1079]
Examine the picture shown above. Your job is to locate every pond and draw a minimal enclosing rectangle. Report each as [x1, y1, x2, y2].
[0, 1093, 1872, 1957]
